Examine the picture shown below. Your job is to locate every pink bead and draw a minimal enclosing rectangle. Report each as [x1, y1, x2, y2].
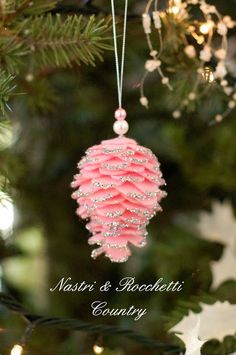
[114, 108, 127, 121]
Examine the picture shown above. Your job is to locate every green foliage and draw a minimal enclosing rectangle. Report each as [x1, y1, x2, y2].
[0, 1, 235, 354]
[22, 77, 58, 113]
[0, 0, 59, 16]
[0, 25, 29, 72]
[0, 0, 112, 196]
[17, 14, 111, 68]
[0, 174, 9, 196]
[0, 119, 12, 147]
[18, 0, 59, 15]
[166, 295, 236, 354]
[0, 70, 16, 115]
[0, 15, 111, 73]
[0, 0, 16, 15]
[0, 0, 111, 117]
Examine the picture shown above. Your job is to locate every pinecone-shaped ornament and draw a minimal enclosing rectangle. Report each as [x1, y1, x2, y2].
[71, 110, 166, 263]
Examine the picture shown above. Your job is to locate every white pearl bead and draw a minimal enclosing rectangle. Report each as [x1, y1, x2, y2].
[172, 110, 181, 119]
[140, 96, 148, 108]
[162, 77, 169, 85]
[150, 50, 158, 57]
[25, 73, 34, 82]
[228, 100, 236, 109]
[189, 92, 196, 100]
[224, 87, 233, 96]
[215, 114, 223, 122]
[221, 80, 228, 87]
[114, 108, 127, 120]
[113, 120, 129, 135]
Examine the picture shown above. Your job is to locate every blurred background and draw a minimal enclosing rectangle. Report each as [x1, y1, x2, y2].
[0, 0, 236, 354]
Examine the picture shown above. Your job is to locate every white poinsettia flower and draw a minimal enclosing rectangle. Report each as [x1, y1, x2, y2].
[196, 200, 236, 250]
[176, 317, 206, 355]
[170, 301, 236, 344]
[194, 200, 236, 289]
[211, 247, 236, 289]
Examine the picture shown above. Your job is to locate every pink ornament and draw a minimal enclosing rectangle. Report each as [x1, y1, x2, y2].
[71, 136, 166, 263]
[114, 108, 127, 120]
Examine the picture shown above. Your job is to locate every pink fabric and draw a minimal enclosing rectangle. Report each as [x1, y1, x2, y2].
[71, 136, 166, 263]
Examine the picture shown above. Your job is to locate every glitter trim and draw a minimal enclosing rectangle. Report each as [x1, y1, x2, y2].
[92, 181, 115, 189]
[106, 211, 124, 217]
[103, 162, 129, 170]
[120, 176, 143, 183]
[92, 194, 114, 203]
[102, 147, 123, 154]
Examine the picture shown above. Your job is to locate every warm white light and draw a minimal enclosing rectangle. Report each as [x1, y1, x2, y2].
[191, 32, 205, 44]
[11, 345, 23, 355]
[93, 344, 104, 354]
[0, 192, 14, 232]
[203, 67, 215, 83]
[200, 22, 213, 34]
[208, 72, 214, 83]
[171, 5, 180, 14]
[169, 0, 182, 15]
[196, 35, 205, 45]
[188, 25, 195, 33]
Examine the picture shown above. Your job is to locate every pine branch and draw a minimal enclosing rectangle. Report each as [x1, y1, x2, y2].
[0, 26, 29, 72]
[0, 69, 16, 114]
[0, 0, 59, 18]
[19, 14, 112, 68]
[0, 14, 111, 72]
[0, 119, 11, 148]
[0, 292, 181, 353]
[0, 0, 16, 15]
[16, 0, 59, 16]
[22, 77, 59, 114]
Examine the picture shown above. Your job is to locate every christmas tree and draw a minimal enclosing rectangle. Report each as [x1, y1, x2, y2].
[0, 1, 236, 354]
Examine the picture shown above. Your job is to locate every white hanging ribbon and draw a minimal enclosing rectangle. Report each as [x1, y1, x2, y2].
[111, 0, 129, 108]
